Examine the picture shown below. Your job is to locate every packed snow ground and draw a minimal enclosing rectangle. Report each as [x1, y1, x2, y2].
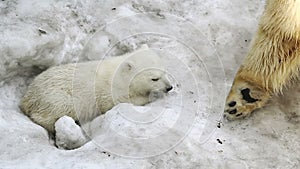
[1, 0, 300, 168]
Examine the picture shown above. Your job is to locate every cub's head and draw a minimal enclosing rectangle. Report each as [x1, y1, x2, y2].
[113, 45, 173, 105]
[129, 69, 173, 98]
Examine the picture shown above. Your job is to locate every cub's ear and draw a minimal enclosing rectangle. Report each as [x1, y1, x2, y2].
[122, 61, 135, 71]
[140, 44, 149, 50]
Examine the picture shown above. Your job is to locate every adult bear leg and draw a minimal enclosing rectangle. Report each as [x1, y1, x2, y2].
[224, 0, 300, 120]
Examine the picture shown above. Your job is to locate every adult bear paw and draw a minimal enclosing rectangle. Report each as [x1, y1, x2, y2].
[224, 78, 271, 120]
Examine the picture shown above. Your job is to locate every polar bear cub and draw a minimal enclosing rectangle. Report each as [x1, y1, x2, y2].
[20, 45, 173, 133]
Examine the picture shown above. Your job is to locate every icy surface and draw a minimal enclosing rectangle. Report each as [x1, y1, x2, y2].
[1, 0, 300, 168]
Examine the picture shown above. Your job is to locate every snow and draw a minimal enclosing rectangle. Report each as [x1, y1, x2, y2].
[0, 0, 300, 168]
[55, 116, 88, 150]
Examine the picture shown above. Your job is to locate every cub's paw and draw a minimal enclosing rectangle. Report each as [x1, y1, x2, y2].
[224, 79, 271, 120]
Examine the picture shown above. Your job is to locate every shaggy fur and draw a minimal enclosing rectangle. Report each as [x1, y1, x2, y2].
[20, 45, 172, 133]
[224, 0, 300, 120]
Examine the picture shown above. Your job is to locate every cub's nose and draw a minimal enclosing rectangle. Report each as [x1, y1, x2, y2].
[166, 86, 173, 92]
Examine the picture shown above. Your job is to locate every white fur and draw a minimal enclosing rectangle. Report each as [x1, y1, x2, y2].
[20, 45, 172, 133]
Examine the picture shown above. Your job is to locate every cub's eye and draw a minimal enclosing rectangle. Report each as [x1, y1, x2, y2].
[152, 78, 159, 81]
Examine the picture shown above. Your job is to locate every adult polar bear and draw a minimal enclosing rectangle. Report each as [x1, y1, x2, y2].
[20, 45, 173, 133]
[224, 0, 300, 119]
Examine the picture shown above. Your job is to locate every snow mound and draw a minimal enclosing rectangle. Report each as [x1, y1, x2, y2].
[55, 116, 88, 150]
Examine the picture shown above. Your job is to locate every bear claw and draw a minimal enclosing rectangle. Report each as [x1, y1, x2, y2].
[236, 113, 243, 117]
[228, 101, 236, 107]
[228, 109, 237, 114]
